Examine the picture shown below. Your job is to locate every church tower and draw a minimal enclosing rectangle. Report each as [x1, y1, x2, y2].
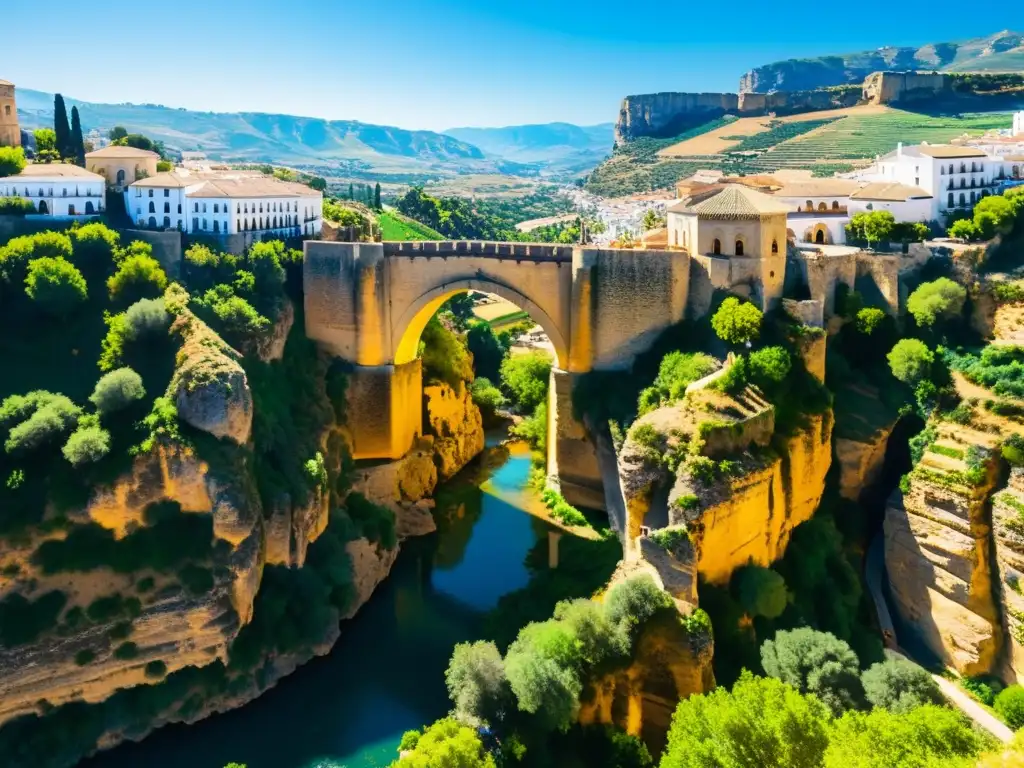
[0, 79, 21, 148]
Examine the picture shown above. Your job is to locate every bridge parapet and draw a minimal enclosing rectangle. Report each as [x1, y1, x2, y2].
[382, 241, 574, 261]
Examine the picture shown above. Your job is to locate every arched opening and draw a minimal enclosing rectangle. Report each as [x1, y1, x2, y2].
[213, 221, 220, 233]
[805, 200, 813, 211]
[734, 239, 744, 256]
[948, 193, 955, 208]
[815, 229, 825, 245]
[67, 204, 75, 215]
[831, 201, 840, 211]
[148, 216, 157, 228]
[116, 169, 126, 186]
[712, 238, 721, 255]
[38, 201, 48, 215]
[771, 239, 778, 254]
[85, 201, 95, 214]
[163, 216, 171, 228]
[959, 193, 966, 206]
[148, 201, 155, 214]
[817, 202, 827, 212]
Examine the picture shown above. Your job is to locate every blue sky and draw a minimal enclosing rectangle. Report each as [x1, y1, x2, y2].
[1, 1, 1012, 131]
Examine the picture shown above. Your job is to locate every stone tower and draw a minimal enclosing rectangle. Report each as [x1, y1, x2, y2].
[0, 79, 20, 148]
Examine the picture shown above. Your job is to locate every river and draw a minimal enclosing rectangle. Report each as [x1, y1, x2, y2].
[81, 433, 616, 768]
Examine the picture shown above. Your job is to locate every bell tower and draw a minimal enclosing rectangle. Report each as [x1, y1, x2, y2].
[0, 79, 21, 148]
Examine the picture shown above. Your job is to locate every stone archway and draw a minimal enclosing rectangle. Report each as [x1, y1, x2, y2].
[38, 200, 48, 215]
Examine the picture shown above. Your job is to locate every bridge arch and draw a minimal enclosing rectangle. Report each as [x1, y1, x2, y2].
[392, 278, 568, 369]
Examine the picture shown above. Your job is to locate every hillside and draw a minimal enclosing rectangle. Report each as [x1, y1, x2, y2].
[14, 89, 494, 176]
[443, 122, 613, 174]
[740, 29, 1024, 92]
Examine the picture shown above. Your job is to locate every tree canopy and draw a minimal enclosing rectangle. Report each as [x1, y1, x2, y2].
[394, 718, 496, 768]
[760, 628, 864, 715]
[887, 339, 934, 385]
[0, 146, 26, 178]
[711, 297, 763, 346]
[860, 657, 943, 714]
[906, 278, 966, 328]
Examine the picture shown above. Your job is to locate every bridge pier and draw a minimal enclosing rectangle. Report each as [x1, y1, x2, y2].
[345, 360, 423, 460]
[547, 368, 605, 510]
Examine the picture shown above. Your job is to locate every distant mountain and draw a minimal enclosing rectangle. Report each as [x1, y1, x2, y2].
[444, 122, 614, 174]
[740, 29, 1024, 92]
[14, 88, 498, 177]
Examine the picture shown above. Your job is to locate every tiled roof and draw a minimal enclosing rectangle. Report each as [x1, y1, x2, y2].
[14, 163, 104, 180]
[0, 79, 13, 87]
[773, 179, 862, 198]
[916, 145, 988, 159]
[849, 182, 933, 202]
[131, 172, 195, 189]
[86, 146, 160, 159]
[668, 184, 792, 218]
[187, 177, 321, 199]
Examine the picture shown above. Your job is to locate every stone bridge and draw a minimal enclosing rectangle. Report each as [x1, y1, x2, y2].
[303, 240, 691, 508]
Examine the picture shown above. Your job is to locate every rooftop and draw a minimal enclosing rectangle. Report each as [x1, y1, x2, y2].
[773, 179, 862, 198]
[916, 145, 989, 159]
[12, 163, 105, 180]
[0, 79, 13, 87]
[127, 170, 321, 199]
[86, 145, 160, 160]
[849, 182, 933, 202]
[668, 184, 792, 219]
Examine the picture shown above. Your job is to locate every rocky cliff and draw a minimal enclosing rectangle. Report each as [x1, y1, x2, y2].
[738, 30, 1024, 93]
[884, 420, 1004, 676]
[423, 383, 485, 482]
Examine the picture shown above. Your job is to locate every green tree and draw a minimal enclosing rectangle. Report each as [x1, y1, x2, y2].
[855, 307, 886, 335]
[70, 223, 120, 272]
[108, 126, 128, 142]
[0, 146, 26, 177]
[53, 94, 71, 158]
[441, 292, 475, 330]
[156, 160, 173, 173]
[974, 195, 1016, 235]
[348, 182, 354, 200]
[2, 391, 82, 455]
[887, 339, 934, 385]
[949, 218, 979, 241]
[62, 423, 111, 467]
[824, 705, 981, 768]
[760, 627, 864, 716]
[711, 297, 763, 346]
[421, 316, 474, 390]
[70, 106, 85, 166]
[995, 684, 1024, 729]
[505, 619, 584, 732]
[604, 574, 674, 636]
[553, 598, 629, 668]
[732, 564, 788, 619]
[393, 718, 495, 767]
[374, 182, 382, 210]
[469, 377, 506, 422]
[466, 321, 510, 382]
[659, 671, 831, 768]
[500, 351, 552, 412]
[308, 176, 327, 192]
[906, 277, 967, 328]
[638, 351, 719, 414]
[860, 657, 943, 714]
[747, 346, 791, 391]
[32, 128, 60, 163]
[89, 368, 146, 414]
[642, 209, 664, 231]
[107, 254, 168, 304]
[863, 210, 895, 248]
[25, 257, 88, 316]
[445, 640, 509, 727]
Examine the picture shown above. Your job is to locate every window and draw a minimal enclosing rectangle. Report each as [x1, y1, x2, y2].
[148, 189, 153, 198]
[214, 203, 219, 214]
[712, 238, 721, 255]
[960, 163, 967, 173]
[203, 219, 208, 230]
[735, 239, 744, 256]
[940, 166, 945, 175]
[134, 187, 141, 197]
[947, 193, 953, 208]
[149, 202, 155, 213]
[949, 164, 954, 174]
[177, 204, 182, 214]
[194, 203, 199, 212]
[164, 189, 169, 197]
[237, 204, 241, 214]
[771, 239, 778, 254]
[3, 105, 9, 116]
[202, 203, 207, 213]
[163, 216, 170, 228]
[164, 203, 170, 213]
[832, 201, 840, 210]
[805, 200, 813, 211]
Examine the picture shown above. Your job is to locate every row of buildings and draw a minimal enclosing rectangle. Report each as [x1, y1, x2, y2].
[0, 78, 323, 239]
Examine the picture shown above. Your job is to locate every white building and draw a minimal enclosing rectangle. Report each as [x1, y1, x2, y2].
[0, 163, 105, 217]
[127, 170, 322, 237]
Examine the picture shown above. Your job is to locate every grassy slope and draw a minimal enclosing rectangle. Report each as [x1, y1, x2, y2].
[378, 210, 443, 241]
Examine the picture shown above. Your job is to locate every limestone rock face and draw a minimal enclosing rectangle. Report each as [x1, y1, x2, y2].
[884, 424, 1002, 676]
[992, 469, 1024, 683]
[257, 298, 295, 363]
[424, 383, 485, 481]
[264, 484, 331, 568]
[835, 423, 896, 501]
[343, 538, 400, 620]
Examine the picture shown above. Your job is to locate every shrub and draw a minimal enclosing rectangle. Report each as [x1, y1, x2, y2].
[469, 377, 506, 420]
[107, 254, 167, 304]
[713, 356, 749, 395]
[194, 289, 270, 348]
[445, 640, 509, 727]
[0, 231, 73, 285]
[711, 297, 762, 346]
[963, 676, 997, 706]
[178, 565, 214, 595]
[144, 660, 168, 679]
[25, 257, 88, 316]
[760, 627, 864, 715]
[510, 401, 547, 453]
[85, 594, 141, 623]
[888, 339, 934, 385]
[949, 218, 979, 241]
[393, 718, 495, 767]
[604, 574, 674, 636]
[855, 307, 886, 335]
[0, 146, 26, 177]
[649, 526, 690, 555]
[74, 649, 96, 666]
[108, 620, 133, 640]
[504, 620, 584, 732]
[0, 197, 36, 216]
[89, 368, 146, 414]
[732, 564, 788, 619]
[748, 346, 791, 389]
[500, 351, 552, 411]
[861, 657, 944, 713]
[907, 278, 967, 328]
[70, 223, 120, 270]
[344, 492, 397, 550]
[0, 591, 67, 647]
[124, 297, 170, 339]
[113, 641, 139, 660]
[2, 391, 82, 455]
[638, 351, 719, 413]
[62, 424, 111, 466]
[996, 684, 1024, 729]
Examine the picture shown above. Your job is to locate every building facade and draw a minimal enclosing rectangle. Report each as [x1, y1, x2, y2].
[126, 170, 322, 237]
[0, 79, 20, 148]
[85, 146, 160, 192]
[0, 164, 105, 217]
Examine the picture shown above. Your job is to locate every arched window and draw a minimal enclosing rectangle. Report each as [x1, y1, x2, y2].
[805, 200, 813, 211]
[970, 191, 976, 204]
[948, 193, 955, 208]
[735, 239, 744, 256]
[1014, 165, 1020, 179]
[959, 193, 966, 206]
[237, 203, 241, 214]
[163, 216, 170, 228]
[85, 201, 95, 214]
[148, 216, 157, 228]
[817, 202, 827, 212]
[213, 221, 220, 233]
[832, 200, 840, 210]
[815, 229, 825, 245]
[949, 164, 954, 174]
[148, 201, 155, 213]
[960, 179, 966, 189]
[771, 239, 778, 254]
[164, 202, 170, 213]
[940, 166, 946, 175]
[38, 188, 44, 197]
[712, 238, 721, 255]
[116, 169, 126, 186]
[214, 203, 219, 214]
[960, 163, 966, 173]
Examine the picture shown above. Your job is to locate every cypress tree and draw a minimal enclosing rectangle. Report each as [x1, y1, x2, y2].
[348, 183, 354, 200]
[70, 107, 85, 166]
[374, 183, 381, 210]
[53, 94, 72, 159]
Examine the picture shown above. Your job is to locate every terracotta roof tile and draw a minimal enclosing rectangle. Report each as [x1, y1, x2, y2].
[668, 184, 792, 218]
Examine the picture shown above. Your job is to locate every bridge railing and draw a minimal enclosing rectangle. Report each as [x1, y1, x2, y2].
[381, 241, 574, 261]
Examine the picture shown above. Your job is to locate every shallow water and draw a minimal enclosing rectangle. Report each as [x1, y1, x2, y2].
[80, 436, 560, 768]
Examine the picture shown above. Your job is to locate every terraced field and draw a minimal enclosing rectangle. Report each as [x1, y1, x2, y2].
[764, 109, 1013, 163]
[379, 210, 443, 240]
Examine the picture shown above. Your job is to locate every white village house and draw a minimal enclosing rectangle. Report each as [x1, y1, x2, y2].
[0, 163, 105, 217]
[126, 170, 323, 237]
